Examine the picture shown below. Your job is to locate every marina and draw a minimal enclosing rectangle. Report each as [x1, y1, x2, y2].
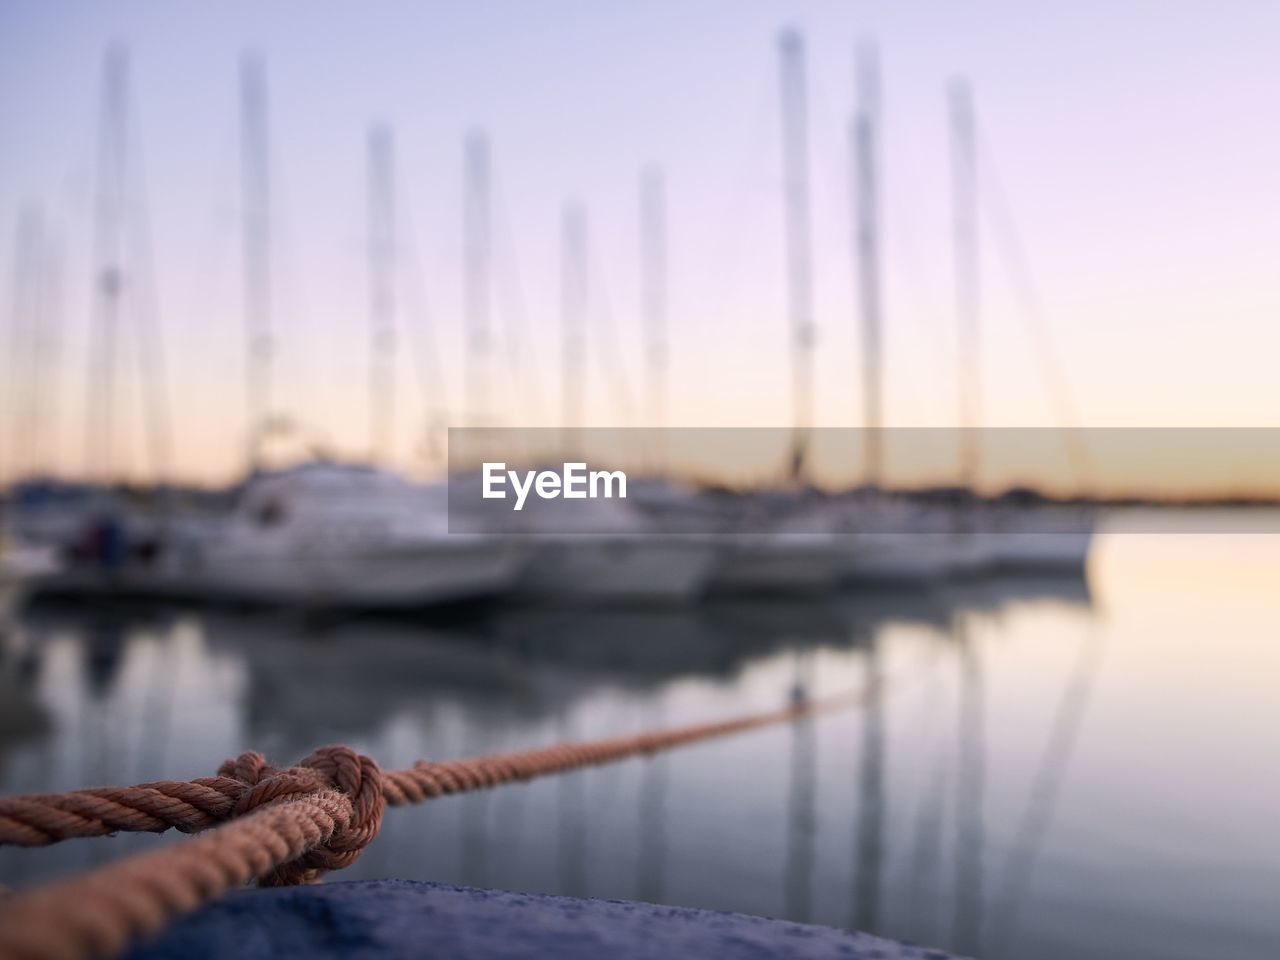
[2, 4, 1278, 960]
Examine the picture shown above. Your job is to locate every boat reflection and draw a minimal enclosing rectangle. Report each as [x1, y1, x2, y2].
[0, 570, 1098, 958]
[2, 573, 1094, 764]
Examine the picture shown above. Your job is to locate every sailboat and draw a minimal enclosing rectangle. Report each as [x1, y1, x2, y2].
[835, 64, 1090, 582]
[945, 79, 1092, 576]
[150, 72, 528, 609]
[507, 197, 718, 604]
[706, 28, 844, 595]
[180, 461, 527, 607]
[511, 495, 720, 604]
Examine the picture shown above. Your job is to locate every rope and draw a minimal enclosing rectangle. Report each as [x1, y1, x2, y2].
[0, 685, 878, 960]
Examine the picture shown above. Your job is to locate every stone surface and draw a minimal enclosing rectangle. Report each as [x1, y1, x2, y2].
[126, 879, 961, 960]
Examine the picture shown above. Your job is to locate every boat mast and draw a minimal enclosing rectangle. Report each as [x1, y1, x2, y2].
[366, 124, 396, 463]
[640, 166, 667, 442]
[464, 130, 491, 426]
[778, 29, 816, 484]
[853, 41, 883, 487]
[950, 78, 980, 489]
[561, 202, 587, 456]
[5, 208, 44, 483]
[83, 45, 171, 485]
[240, 51, 271, 471]
[35, 224, 64, 480]
[86, 46, 129, 483]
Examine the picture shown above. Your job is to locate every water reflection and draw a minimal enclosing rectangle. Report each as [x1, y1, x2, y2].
[0, 630, 49, 767]
[635, 701, 668, 904]
[2, 535, 1278, 960]
[988, 621, 1107, 958]
[952, 617, 986, 958]
[556, 713, 588, 898]
[851, 639, 885, 933]
[784, 649, 817, 923]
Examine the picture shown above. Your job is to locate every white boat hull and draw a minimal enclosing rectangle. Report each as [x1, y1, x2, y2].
[838, 533, 958, 584]
[980, 531, 1092, 574]
[194, 538, 528, 607]
[842, 532, 1002, 583]
[517, 537, 718, 604]
[709, 535, 841, 595]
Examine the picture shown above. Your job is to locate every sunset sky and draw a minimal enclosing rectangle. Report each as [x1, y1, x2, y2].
[2, 1, 1279, 488]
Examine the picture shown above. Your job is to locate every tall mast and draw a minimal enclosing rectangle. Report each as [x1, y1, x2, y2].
[853, 41, 883, 487]
[366, 123, 396, 463]
[240, 51, 271, 471]
[86, 45, 129, 483]
[464, 130, 491, 426]
[640, 166, 667, 435]
[5, 208, 43, 482]
[560, 202, 587, 455]
[778, 28, 815, 483]
[34, 224, 63, 479]
[81, 44, 170, 487]
[950, 78, 980, 488]
[18, 212, 60, 479]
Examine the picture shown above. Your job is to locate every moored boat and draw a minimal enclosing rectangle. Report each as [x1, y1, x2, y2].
[190, 462, 529, 607]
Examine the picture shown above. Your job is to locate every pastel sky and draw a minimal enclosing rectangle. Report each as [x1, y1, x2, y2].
[2, 1, 1280, 486]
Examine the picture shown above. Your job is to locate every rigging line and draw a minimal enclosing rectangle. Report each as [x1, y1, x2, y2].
[3, 211, 37, 482]
[32, 225, 66, 476]
[263, 83, 326, 454]
[586, 259, 638, 427]
[872, 96, 953, 419]
[93, 47, 173, 484]
[13, 215, 37, 479]
[240, 51, 271, 467]
[86, 46, 127, 483]
[29, 225, 58, 476]
[95, 46, 172, 483]
[365, 124, 398, 464]
[692, 55, 778, 427]
[188, 108, 239, 459]
[396, 187, 452, 426]
[972, 123, 1093, 487]
[124, 118, 175, 487]
[490, 163, 549, 426]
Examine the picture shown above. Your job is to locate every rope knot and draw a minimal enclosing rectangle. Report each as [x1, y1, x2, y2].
[216, 745, 384, 885]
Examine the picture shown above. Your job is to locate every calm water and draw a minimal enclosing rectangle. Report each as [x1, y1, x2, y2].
[1, 530, 1277, 960]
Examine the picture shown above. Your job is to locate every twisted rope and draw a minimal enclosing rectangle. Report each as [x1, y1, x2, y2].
[0, 790, 353, 960]
[0, 746, 385, 887]
[0, 685, 877, 960]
